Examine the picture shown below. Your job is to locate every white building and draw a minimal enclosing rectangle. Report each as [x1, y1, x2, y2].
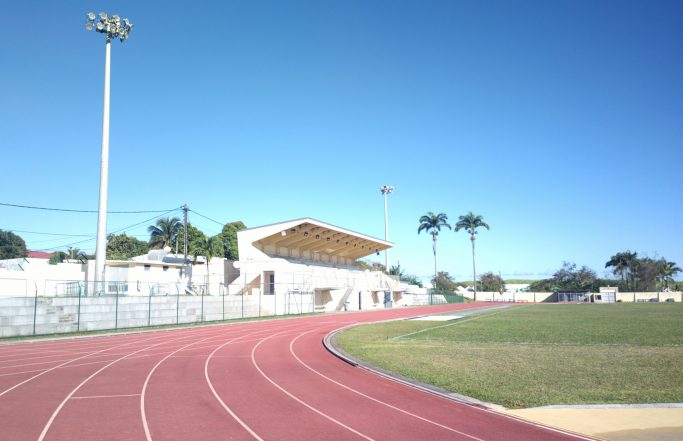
[229, 218, 416, 312]
[0, 218, 427, 311]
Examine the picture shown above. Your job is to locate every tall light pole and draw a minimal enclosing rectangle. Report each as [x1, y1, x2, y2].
[85, 12, 133, 288]
[380, 185, 394, 272]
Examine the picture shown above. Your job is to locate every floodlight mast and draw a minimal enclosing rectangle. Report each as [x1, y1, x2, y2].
[85, 12, 134, 290]
[380, 185, 394, 272]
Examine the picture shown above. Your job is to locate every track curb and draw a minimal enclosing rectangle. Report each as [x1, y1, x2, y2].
[323, 324, 506, 411]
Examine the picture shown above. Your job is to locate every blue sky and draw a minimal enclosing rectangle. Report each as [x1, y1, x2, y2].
[1, 0, 681, 282]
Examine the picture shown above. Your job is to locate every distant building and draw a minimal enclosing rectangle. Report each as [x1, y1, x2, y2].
[27, 251, 54, 259]
[0, 218, 425, 310]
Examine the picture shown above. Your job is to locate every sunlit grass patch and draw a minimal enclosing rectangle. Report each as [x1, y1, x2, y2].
[337, 304, 683, 408]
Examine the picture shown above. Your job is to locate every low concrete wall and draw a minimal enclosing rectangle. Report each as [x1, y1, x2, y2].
[0, 293, 314, 338]
[464, 291, 682, 303]
[616, 291, 682, 302]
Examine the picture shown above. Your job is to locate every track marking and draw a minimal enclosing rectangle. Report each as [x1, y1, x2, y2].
[36, 332, 210, 441]
[203, 330, 295, 441]
[0, 333, 167, 398]
[72, 393, 141, 399]
[289, 328, 485, 441]
[144, 327, 274, 441]
[251, 331, 375, 441]
[393, 310, 504, 340]
[0, 352, 118, 370]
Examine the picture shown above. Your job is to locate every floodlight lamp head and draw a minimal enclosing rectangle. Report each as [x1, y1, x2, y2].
[85, 12, 134, 42]
[380, 185, 394, 195]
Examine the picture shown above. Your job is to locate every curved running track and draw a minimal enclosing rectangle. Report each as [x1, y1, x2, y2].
[0, 303, 593, 440]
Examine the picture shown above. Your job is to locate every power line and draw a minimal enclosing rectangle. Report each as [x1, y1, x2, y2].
[189, 209, 224, 226]
[38, 208, 182, 252]
[4, 229, 91, 237]
[0, 202, 180, 214]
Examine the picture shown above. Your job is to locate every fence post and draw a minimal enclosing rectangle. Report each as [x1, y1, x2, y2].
[201, 290, 204, 323]
[115, 283, 119, 330]
[176, 290, 180, 325]
[33, 287, 38, 336]
[77, 288, 82, 332]
[222, 287, 225, 321]
[148, 289, 152, 327]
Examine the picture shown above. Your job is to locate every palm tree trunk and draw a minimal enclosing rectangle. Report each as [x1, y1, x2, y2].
[433, 235, 438, 291]
[471, 234, 477, 302]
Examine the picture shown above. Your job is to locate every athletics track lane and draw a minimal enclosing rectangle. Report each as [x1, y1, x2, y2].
[0, 303, 594, 440]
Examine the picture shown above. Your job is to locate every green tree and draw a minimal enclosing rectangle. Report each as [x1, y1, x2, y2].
[389, 263, 423, 287]
[418, 212, 451, 288]
[553, 262, 597, 291]
[0, 230, 28, 259]
[634, 257, 666, 292]
[660, 260, 681, 291]
[107, 233, 149, 260]
[49, 251, 67, 265]
[431, 271, 458, 292]
[605, 251, 636, 290]
[624, 251, 639, 292]
[454, 212, 490, 301]
[219, 221, 247, 260]
[66, 247, 88, 262]
[178, 223, 208, 258]
[148, 217, 182, 250]
[192, 236, 222, 294]
[480, 271, 504, 292]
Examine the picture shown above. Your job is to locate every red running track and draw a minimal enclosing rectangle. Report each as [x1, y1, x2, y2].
[0, 303, 594, 441]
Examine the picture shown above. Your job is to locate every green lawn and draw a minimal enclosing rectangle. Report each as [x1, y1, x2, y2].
[337, 304, 683, 408]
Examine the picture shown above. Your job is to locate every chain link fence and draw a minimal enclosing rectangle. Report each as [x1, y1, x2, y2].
[0, 277, 315, 338]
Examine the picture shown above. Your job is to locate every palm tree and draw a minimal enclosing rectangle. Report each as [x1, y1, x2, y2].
[66, 247, 88, 262]
[148, 217, 182, 250]
[418, 212, 451, 291]
[193, 236, 219, 295]
[454, 212, 490, 301]
[605, 252, 632, 288]
[622, 251, 639, 292]
[660, 260, 681, 291]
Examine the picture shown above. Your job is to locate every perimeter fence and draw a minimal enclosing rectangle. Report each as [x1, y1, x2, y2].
[427, 290, 466, 305]
[0, 278, 314, 338]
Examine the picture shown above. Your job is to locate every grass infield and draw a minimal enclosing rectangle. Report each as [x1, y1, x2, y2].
[337, 303, 683, 408]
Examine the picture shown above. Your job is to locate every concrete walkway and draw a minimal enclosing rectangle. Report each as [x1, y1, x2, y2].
[504, 407, 683, 441]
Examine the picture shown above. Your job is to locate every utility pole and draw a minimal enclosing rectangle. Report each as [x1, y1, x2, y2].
[380, 185, 394, 272]
[183, 204, 189, 261]
[85, 12, 134, 290]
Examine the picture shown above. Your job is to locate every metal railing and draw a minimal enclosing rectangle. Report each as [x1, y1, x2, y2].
[428, 289, 466, 305]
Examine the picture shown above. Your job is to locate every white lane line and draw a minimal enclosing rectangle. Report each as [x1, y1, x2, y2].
[72, 393, 141, 399]
[393, 310, 503, 340]
[290, 328, 485, 441]
[0, 350, 99, 365]
[251, 332, 375, 441]
[143, 327, 274, 441]
[0, 352, 118, 370]
[203, 328, 306, 441]
[36, 332, 210, 441]
[0, 333, 166, 398]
